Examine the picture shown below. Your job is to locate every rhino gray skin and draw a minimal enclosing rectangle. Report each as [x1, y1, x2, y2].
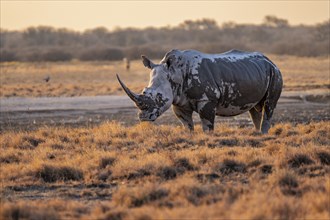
[117, 49, 283, 133]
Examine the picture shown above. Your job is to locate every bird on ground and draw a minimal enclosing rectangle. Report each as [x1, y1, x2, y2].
[44, 76, 50, 83]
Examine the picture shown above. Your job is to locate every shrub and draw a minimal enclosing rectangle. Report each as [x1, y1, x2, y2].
[271, 40, 326, 57]
[23, 49, 72, 62]
[0, 50, 18, 62]
[287, 154, 314, 168]
[17, 136, 44, 150]
[103, 211, 126, 220]
[260, 164, 273, 174]
[186, 186, 210, 205]
[36, 165, 83, 182]
[0, 154, 20, 164]
[24, 51, 43, 62]
[316, 151, 330, 165]
[174, 157, 196, 173]
[278, 172, 301, 196]
[1, 203, 59, 220]
[131, 189, 169, 207]
[216, 159, 247, 174]
[99, 157, 116, 169]
[218, 138, 239, 147]
[279, 173, 298, 188]
[124, 46, 168, 60]
[195, 173, 220, 183]
[79, 48, 124, 61]
[22, 136, 44, 147]
[42, 49, 72, 61]
[157, 166, 177, 180]
[127, 168, 151, 180]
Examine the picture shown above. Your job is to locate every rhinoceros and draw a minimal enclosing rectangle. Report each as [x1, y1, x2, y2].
[117, 49, 283, 133]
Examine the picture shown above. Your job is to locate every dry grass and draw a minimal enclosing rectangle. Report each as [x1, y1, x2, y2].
[271, 55, 330, 91]
[0, 55, 329, 97]
[1, 121, 329, 219]
[0, 60, 148, 97]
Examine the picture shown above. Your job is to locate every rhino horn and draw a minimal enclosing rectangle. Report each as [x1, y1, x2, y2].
[116, 74, 142, 106]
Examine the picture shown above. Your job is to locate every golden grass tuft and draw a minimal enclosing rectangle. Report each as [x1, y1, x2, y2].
[1, 202, 59, 220]
[287, 153, 314, 168]
[36, 164, 84, 183]
[316, 151, 330, 165]
[99, 156, 116, 169]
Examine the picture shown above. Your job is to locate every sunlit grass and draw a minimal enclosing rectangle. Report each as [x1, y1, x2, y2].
[1, 121, 329, 219]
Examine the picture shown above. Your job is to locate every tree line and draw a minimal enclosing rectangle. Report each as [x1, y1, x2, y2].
[0, 16, 329, 62]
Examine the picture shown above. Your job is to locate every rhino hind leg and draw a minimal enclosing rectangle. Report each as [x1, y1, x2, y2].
[249, 108, 262, 130]
[260, 105, 273, 134]
[172, 105, 194, 131]
[260, 68, 283, 134]
[197, 101, 217, 132]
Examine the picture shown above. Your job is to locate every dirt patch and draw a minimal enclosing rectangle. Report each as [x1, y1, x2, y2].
[305, 94, 330, 103]
[1, 90, 329, 132]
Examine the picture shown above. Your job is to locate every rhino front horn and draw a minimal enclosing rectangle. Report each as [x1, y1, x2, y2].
[116, 74, 142, 105]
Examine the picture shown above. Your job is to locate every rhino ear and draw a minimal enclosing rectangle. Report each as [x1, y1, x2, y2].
[165, 55, 175, 68]
[166, 58, 172, 68]
[141, 55, 155, 69]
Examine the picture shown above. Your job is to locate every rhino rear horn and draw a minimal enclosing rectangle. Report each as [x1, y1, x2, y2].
[116, 74, 142, 105]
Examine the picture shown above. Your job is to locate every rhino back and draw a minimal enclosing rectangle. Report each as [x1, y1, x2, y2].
[184, 50, 274, 116]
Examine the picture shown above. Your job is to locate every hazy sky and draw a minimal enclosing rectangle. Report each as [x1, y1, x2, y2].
[1, 1, 329, 31]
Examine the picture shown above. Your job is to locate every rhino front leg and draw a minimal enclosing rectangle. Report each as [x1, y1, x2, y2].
[172, 105, 194, 131]
[197, 101, 216, 132]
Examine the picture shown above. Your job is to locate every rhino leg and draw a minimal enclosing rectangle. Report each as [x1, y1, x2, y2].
[197, 101, 217, 132]
[172, 105, 194, 131]
[249, 107, 262, 130]
[260, 104, 273, 134]
[260, 68, 283, 134]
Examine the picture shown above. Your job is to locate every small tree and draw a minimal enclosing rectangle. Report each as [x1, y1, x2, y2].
[179, 19, 218, 30]
[42, 49, 72, 62]
[263, 15, 289, 27]
[79, 48, 124, 61]
[315, 19, 330, 41]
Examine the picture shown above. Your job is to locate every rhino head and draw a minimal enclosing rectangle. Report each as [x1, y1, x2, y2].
[117, 50, 185, 121]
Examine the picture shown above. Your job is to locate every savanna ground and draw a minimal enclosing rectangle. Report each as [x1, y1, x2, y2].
[0, 55, 329, 98]
[0, 55, 329, 219]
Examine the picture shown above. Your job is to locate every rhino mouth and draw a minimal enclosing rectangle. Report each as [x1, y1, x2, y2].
[139, 116, 156, 122]
[138, 109, 160, 122]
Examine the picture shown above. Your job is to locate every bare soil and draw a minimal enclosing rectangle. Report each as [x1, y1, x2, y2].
[0, 89, 329, 132]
